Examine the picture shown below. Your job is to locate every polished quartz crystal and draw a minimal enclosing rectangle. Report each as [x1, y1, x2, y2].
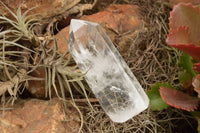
[69, 19, 149, 123]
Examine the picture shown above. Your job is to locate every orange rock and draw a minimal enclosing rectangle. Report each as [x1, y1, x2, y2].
[83, 4, 143, 34]
[49, 4, 144, 56]
[50, 26, 70, 57]
[28, 68, 46, 98]
[0, 98, 80, 133]
[0, 0, 80, 20]
[28, 68, 71, 99]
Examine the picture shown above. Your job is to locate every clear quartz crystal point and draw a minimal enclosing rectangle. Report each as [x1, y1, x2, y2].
[69, 19, 149, 123]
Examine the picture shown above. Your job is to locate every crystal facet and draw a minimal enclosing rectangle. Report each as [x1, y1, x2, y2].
[69, 19, 149, 123]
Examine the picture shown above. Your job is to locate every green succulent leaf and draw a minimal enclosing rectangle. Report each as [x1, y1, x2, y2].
[147, 83, 172, 111]
[179, 71, 193, 88]
[179, 53, 197, 77]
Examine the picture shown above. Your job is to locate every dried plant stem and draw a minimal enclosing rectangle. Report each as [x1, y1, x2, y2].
[65, 98, 98, 103]
[0, 69, 26, 100]
[70, 101, 84, 133]
[2, 35, 13, 82]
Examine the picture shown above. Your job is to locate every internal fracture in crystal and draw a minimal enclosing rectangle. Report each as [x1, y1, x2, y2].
[69, 19, 149, 123]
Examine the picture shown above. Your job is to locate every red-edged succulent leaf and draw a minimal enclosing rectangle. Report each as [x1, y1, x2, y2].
[169, 3, 200, 43]
[159, 86, 200, 111]
[166, 3, 200, 60]
[166, 26, 190, 44]
[193, 74, 200, 98]
[166, 26, 200, 59]
[193, 63, 200, 72]
[168, 43, 200, 60]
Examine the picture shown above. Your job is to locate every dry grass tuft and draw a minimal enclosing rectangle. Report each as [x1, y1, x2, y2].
[125, 0, 181, 89]
[81, 105, 159, 133]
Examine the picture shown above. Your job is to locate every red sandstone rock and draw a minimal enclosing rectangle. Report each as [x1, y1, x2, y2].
[0, 98, 80, 133]
[49, 4, 144, 55]
[0, 0, 80, 20]
[28, 68, 46, 98]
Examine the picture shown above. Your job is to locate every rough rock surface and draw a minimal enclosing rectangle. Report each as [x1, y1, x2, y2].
[28, 68, 66, 99]
[49, 4, 144, 55]
[0, 0, 84, 20]
[0, 98, 80, 133]
[28, 68, 47, 99]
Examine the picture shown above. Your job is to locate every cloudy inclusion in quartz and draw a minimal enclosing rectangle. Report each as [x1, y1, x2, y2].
[69, 19, 149, 123]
